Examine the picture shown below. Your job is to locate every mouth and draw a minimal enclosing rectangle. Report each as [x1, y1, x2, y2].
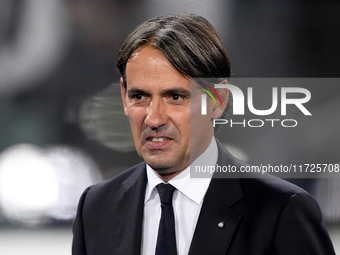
[149, 137, 171, 142]
[145, 136, 173, 149]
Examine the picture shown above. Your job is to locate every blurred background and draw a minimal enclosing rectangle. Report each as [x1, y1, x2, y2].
[0, 0, 340, 254]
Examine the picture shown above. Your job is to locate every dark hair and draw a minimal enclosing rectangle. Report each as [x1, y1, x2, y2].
[116, 14, 232, 130]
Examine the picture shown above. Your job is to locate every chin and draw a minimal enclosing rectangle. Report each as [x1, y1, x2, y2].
[148, 158, 189, 173]
[146, 161, 172, 170]
[145, 158, 176, 170]
[143, 151, 188, 170]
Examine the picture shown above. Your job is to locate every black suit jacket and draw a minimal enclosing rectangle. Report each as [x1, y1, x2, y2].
[72, 141, 336, 255]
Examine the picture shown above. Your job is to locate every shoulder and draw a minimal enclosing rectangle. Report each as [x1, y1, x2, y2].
[240, 174, 315, 209]
[241, 173, 307, 197]
[213, 140, 317, 215]
[79, 162, 146, 205]
[215, 139, 313, 208]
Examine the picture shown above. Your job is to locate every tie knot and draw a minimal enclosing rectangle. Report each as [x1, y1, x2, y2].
[157, 183, 175, 205]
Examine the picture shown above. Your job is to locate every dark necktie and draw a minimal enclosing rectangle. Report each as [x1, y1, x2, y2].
[155, 183, 177, 255]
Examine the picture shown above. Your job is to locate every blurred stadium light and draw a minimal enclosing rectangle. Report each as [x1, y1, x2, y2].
[0, 144, 101, 226]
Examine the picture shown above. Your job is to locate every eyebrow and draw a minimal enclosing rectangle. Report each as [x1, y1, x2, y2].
[127, 88, 149, 97]
[127, 88, 190, 97]
[161, 88, 190, 97]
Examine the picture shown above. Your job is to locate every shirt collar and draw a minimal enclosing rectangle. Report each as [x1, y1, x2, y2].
[145, 137, 218, 205]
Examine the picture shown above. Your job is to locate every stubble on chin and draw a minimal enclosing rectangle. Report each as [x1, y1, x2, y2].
[144, 152, 189, 175]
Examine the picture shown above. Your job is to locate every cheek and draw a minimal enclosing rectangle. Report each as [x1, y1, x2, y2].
[174, 112, 191, 141]
[126, 104, 145, 121]
[126, 108, 146, 134]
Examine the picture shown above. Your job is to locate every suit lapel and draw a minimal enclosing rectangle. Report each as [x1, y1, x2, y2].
[188, 140, 244, 255]
[188, 187, 243, 255]
[113, 163, 147, 255]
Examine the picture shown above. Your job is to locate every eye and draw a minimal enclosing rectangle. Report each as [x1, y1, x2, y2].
[171, 94, 182, 100]
[132, 94, 144, 100]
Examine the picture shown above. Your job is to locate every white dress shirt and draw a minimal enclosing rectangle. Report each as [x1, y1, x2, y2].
[141, 138, 218, 255]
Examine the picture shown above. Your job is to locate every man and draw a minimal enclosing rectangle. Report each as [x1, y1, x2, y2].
[72, 14, 336, 255]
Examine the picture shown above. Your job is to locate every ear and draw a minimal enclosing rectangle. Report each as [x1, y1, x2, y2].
[211, 80, 229, 119]
[120, 77, 128, 116]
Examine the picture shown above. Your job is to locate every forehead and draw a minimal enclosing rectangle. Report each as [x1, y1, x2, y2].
[125, 45, 190, 90]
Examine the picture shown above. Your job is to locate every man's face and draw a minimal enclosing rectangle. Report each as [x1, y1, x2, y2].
[121, 45, 215, 178]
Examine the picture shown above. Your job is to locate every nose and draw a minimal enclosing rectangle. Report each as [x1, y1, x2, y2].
[144, 99, 168, 129]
